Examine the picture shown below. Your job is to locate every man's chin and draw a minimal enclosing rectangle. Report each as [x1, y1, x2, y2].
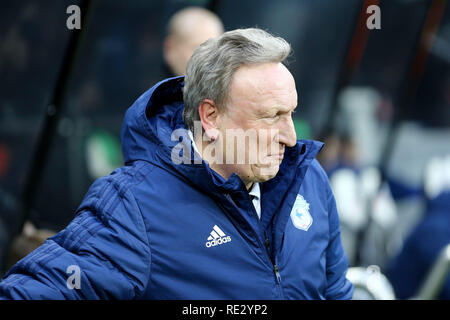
[252, 164, 280, 182]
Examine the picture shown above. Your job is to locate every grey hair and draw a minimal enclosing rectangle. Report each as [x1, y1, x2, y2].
[182, 28, 292, 132]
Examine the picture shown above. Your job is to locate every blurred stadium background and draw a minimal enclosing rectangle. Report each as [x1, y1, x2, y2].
[0, 0, 449, 299]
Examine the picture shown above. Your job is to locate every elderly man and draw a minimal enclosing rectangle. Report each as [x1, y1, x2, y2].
[0, 28, 353, 299]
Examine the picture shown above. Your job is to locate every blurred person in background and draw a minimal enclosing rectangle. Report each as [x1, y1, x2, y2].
[5, 222, 55, 272]
[162, 6, 224, 77]
[386, 155, 450, 299]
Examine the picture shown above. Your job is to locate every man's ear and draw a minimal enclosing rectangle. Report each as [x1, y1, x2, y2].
[198, 99, 220, 140]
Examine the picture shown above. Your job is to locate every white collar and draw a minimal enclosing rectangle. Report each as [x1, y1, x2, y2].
[248, 181, 261, 201]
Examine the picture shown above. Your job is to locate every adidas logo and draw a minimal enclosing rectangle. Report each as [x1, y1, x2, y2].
[205, 225, 232, 248]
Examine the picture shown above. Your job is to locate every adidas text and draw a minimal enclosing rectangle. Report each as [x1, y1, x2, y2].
[205, 236, 232, 248]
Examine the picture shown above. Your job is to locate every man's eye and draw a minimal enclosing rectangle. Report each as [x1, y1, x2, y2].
[263, 114, 277, 120]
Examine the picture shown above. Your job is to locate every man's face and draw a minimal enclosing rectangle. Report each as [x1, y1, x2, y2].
[215, 62, 298, 185]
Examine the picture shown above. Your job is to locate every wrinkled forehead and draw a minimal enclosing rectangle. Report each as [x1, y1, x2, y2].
[228, 63, 297, 110]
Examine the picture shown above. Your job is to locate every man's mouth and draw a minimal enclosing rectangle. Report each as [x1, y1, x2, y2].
[267, 151, 284, 160]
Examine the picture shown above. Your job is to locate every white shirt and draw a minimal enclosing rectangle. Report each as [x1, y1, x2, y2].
[248, 182, 261, 219]
[188, 130, 262, 219]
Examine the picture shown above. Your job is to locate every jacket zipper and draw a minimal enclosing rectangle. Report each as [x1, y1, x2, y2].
[264, 230, 284, 298]
[263, 231, 279, 280]
[225, 194, 284, 298]
[273, 264, 282, 283]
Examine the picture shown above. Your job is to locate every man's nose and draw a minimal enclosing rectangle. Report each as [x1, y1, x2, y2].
[278, 116, 297, 147]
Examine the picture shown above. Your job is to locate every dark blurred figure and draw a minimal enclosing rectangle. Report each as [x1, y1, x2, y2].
[5, 222, 55, 271]
[317, 131, 358, 176]
[162, 6, 224, 77]
[386, 156, 450, 299]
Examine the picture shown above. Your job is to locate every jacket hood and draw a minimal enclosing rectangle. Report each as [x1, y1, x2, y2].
[121, 76, 324, 195]
[121, 76, 185, 164]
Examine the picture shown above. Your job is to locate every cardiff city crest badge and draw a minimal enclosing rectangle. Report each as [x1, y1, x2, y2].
[290, 194, 313, 231]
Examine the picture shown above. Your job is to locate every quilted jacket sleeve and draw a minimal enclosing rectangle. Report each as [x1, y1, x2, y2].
[0, 177, 151, 299]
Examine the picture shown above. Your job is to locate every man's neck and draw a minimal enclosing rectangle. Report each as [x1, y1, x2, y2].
[192, 132, 253, 191]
